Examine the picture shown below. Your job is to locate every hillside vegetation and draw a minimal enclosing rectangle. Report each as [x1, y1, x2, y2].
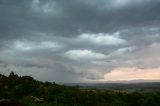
[0, 72, 160, 106]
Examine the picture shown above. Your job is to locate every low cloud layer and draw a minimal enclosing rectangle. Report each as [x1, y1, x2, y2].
[0, 0, 160, 83]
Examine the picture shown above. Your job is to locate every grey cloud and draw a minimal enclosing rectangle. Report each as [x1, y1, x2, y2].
[1, 0, 160, 39]
[0, 0, 160, 82]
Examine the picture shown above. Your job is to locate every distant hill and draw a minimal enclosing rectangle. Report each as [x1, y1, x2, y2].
[67, 81, 160, 88]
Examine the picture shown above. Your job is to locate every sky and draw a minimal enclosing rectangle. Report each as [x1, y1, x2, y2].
[0, 0, 160, 83]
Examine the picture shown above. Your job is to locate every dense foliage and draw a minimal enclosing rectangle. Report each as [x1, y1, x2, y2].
[0, 72, 160, 106]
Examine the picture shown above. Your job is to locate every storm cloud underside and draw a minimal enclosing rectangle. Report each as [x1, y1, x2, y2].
[0, 0, 160, 82]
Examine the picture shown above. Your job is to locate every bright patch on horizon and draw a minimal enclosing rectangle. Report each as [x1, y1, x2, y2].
[103, 67, 160, 81]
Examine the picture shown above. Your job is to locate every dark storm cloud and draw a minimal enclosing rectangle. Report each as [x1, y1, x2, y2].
[0, 0, 160, 82]
[1, 0, 160, 39]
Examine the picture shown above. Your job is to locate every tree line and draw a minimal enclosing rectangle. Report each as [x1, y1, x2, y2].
[0, 72, 160, 106]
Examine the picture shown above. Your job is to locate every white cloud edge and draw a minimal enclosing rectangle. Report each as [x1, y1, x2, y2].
[77, 32, 126, 46]
[64, 49, 107, 60]
[13, 40, 62, 51]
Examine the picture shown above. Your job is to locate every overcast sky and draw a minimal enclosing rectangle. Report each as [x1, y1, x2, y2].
[0, 0, 160, 83]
